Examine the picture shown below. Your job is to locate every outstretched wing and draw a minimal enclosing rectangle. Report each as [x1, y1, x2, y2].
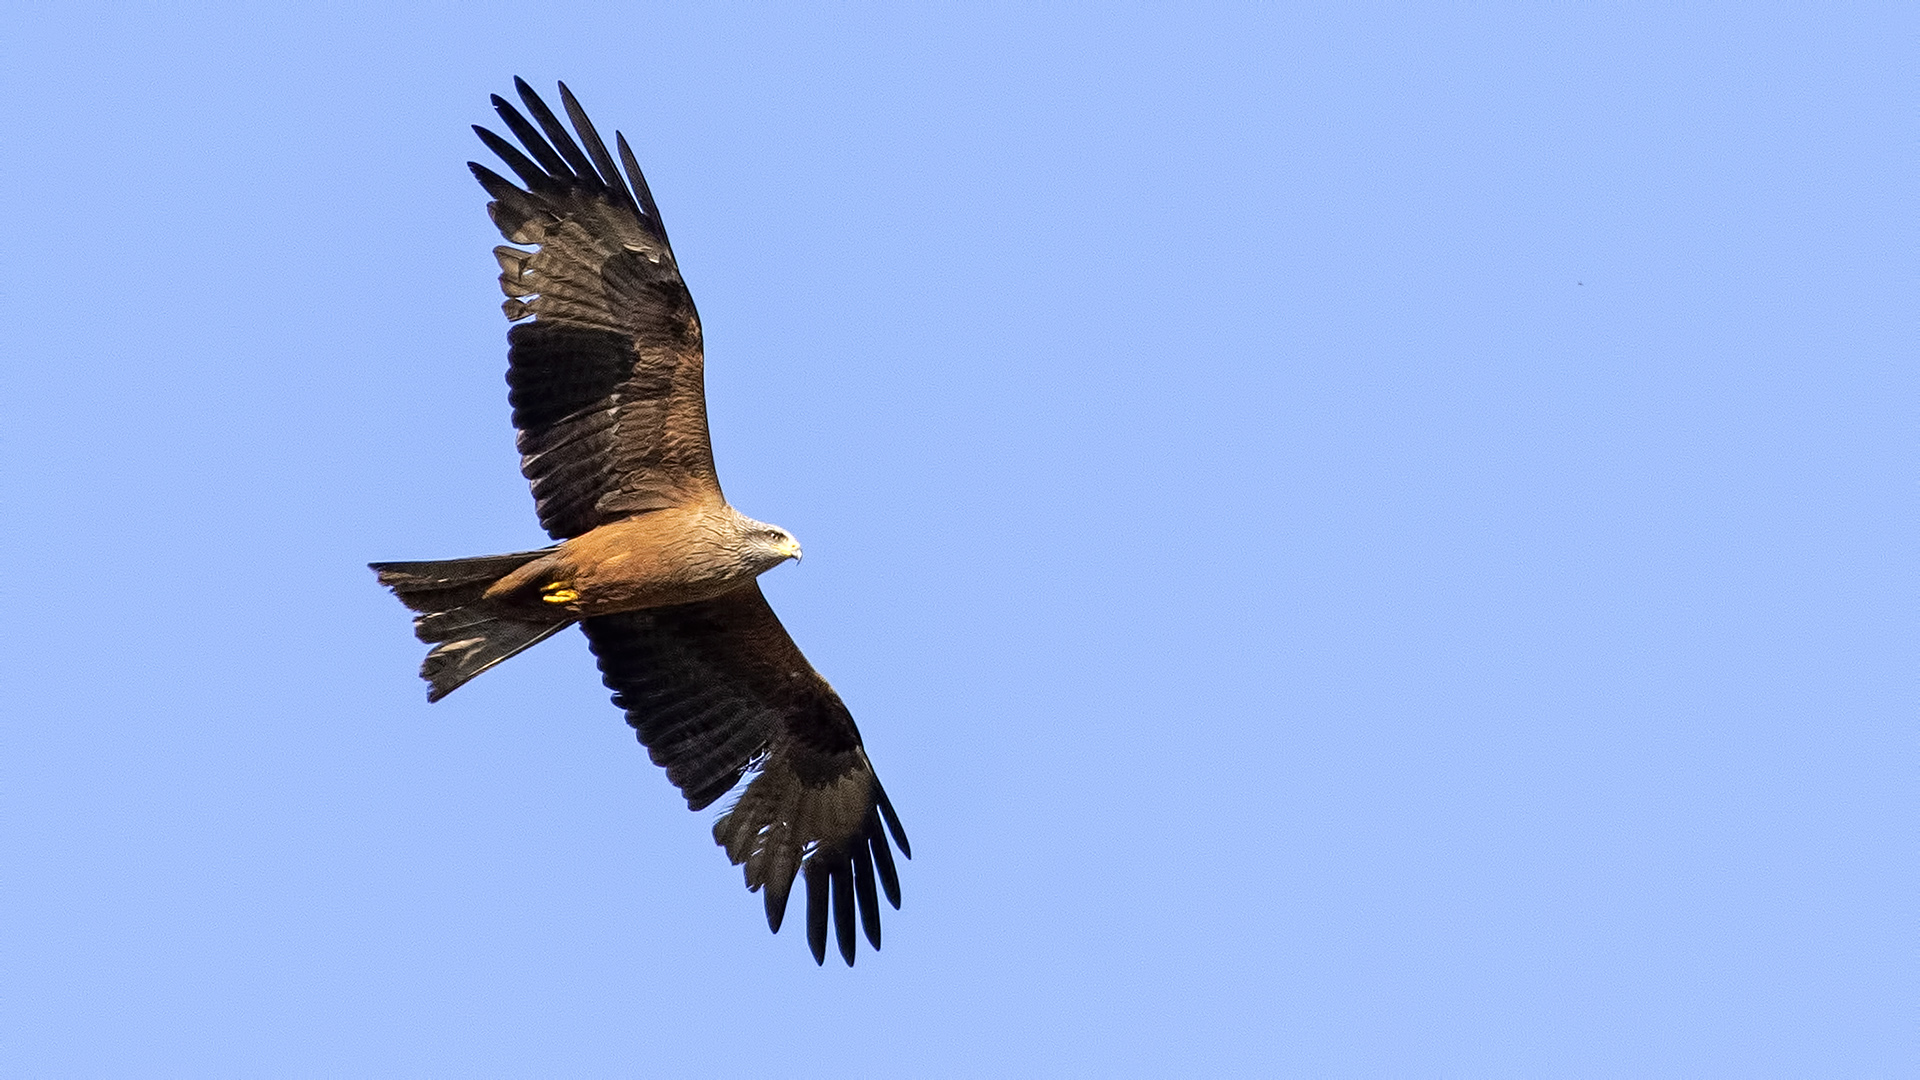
[581, 583, 911, 966]
[472, 79, 719, 540]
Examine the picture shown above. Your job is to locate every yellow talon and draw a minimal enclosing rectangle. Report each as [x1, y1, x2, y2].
[541, 584, 579, 604]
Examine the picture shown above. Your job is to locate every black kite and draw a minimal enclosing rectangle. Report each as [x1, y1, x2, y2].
[370, 80, 907, 966]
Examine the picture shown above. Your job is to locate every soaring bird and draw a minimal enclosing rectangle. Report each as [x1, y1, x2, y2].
[370, 80, 907, 966]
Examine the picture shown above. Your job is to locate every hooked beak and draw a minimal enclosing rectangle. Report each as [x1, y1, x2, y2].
[776, 538, 804, 562]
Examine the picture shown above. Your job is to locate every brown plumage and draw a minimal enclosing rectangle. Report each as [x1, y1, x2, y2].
[370, 79, 907, 966]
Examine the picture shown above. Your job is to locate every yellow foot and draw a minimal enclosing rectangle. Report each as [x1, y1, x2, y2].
[541, 583, 580, 604]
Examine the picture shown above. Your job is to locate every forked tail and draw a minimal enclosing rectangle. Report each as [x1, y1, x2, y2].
[369, 549, 571, 701]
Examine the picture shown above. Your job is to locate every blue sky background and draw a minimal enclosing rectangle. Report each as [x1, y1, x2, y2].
[5, 5, 1911, 1075]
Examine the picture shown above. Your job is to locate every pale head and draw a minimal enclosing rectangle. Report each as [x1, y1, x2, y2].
[730, 509, 803, 575]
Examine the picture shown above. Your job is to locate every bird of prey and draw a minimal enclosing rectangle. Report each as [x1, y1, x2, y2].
[370, 80, 907, 966]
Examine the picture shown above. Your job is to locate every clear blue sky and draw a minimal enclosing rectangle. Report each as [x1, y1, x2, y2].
[5, 5, 1911, 1075]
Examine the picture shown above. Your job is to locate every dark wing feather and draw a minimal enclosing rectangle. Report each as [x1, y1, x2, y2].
[581, 583, 909, 966]
[473, 80, 717, 539]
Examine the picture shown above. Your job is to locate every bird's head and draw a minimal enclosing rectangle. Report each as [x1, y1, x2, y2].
[737, 515, 803, 573]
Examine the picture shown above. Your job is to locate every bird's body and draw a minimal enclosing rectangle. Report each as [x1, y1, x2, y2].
[370, 80, 906, 966]
[479, 503, 800, 619]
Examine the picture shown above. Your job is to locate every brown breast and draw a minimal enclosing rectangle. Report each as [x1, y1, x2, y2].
[491, 501, 755, 617]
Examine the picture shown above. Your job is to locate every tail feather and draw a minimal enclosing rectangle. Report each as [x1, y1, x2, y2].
[416, 618, 571, 702]
[370, 549, 572, 701]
